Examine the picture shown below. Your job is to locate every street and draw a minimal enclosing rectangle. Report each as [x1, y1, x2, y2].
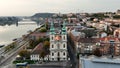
[0, 39, 29, 68]
[30, 61, 71, 68]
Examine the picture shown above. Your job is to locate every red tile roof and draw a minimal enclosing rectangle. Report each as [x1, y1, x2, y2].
[31, 43, 43, 54]
[77, 38, 100, 43]
[30, 32, 47, 37]
[77, 37, 120, 43]
[100, 37, 119, 41]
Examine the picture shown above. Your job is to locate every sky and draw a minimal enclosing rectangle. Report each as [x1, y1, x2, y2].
[0, 0, 120, 16]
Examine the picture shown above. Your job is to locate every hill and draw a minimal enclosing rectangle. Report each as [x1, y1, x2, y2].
[31, 13, 55, 18]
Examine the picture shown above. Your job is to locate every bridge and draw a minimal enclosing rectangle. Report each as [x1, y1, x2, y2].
[15, 18, 37, 25]
[17, 21, 37, 25]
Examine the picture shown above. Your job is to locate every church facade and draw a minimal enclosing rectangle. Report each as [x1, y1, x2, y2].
[49, 22, 68, 61]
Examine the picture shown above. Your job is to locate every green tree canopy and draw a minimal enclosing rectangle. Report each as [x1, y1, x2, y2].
[39, 27, 47, 32]
[18, 50, 30, 59]
[93, 48, 102, 57]
[43, 41, 50, 48]
[40, 51, 46, 58]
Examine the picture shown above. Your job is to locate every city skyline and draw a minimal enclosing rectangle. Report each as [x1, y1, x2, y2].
[0, 0, 120, 16]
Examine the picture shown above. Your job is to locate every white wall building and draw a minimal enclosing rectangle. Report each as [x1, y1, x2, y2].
[79, 56, 120, 68]
[49, 22, 67, 61]
[30, 43, 49, 61]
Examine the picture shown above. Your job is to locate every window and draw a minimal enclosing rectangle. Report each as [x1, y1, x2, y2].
[63, 52, 65, 56]
[52, 53, 54, 56]
[63, 44, 65, 48]
[58, 52, 60, 56]
[52, 58, 54, 60]
[51, 36, 53, 40]
[63, 36, 65, 40]
[52, 44, 54, 48]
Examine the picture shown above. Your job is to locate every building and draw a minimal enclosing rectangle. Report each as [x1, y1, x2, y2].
[114, 28, 120, 38]
[98, 31, 107, 38]
[29, 32, 48, 40]
[99, 37, 120, 56]
[116, 9, 120, 15]
[49, 22, 67, 61]
[79, 56, 120, 68]
[76, 38, 99, 54]
[30, 43, 43, 61]
[30, 43, 49, 61]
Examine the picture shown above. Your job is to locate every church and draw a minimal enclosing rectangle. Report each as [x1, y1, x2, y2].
[49, 22, 68, 61]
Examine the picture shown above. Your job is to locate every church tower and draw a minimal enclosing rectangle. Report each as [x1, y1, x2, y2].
[49, 22, 67, 61]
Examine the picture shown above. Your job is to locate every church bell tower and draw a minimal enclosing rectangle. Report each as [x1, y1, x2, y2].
[49, 22, 67, 61]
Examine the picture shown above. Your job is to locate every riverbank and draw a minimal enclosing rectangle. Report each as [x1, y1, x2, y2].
[0, 21, 38, 45]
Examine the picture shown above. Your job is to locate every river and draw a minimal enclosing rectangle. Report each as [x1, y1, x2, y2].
[0, 21, 39, 46]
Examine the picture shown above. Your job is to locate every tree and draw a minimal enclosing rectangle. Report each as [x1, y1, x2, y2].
[81, 29, 96, 38]
[18, 50, 30, 60]
[113, 15, 120, 19]
[43, 41, 50, 53]
[93, 48, 102, 57]
[43, 41, 50, 48]
[38, 37, 44, 42]
[29, 39, 39, 49]
[44, 37, 50, 41]
[4, 45, 11, 52]
[29, 39, 35, 49]
[26, 66, 30, 68]
[45, 22, 49, 30]
[4, 42, 16, 52]
[91, 13, 104, 20]
[39, 27, 47, 32]
[40, 51, 46, 59]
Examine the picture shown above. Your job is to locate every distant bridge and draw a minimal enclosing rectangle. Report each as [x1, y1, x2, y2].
[17, 19, 37, 25]
[17, 22, 37, 25]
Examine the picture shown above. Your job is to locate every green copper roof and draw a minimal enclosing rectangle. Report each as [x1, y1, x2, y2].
[62, 22, 66, 29]
[50, 22, 54, 30]
[62, 22, 67, 34]
[50, 22, 55, 34]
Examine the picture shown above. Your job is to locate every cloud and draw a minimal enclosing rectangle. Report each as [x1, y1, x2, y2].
[0, 0, 119, 16]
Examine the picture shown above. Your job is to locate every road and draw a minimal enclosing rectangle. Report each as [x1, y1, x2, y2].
[30, 65, 66, 68]
[67, 32, 79, 68]
[0, 53, 16, 68]
[30, 61, 70, 68]
[0, 40, 29, 68]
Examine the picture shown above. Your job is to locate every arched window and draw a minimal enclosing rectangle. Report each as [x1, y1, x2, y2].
[63, 36, 65, 40]
[52, 36, 53, 40]
[52, 52, 54, 56]
[52, 58, 54, 60]
[52, 44, 54, 48]
[58, 52, 60, 56]
[63, 44, 65, 48]
[63, 52, 65, 56]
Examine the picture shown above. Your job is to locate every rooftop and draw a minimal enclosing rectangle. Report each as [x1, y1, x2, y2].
[31, 43, 43, 54]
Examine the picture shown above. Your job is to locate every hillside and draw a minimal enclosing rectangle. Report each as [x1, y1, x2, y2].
[31, 13, 55, 18]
